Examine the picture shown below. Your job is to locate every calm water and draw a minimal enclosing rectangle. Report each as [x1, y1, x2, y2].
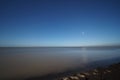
[0, 47, 120, 79]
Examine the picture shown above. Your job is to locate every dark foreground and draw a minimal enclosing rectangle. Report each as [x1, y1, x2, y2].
[59, 63, 120, 80]
[27, 62, 120, 80]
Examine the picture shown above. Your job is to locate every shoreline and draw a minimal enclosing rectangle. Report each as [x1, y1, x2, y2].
[59, 62, 120, 80]
[26, 62, 120, 80]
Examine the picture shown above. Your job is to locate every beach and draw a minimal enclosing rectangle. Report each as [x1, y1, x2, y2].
[27, 62, 120, 80]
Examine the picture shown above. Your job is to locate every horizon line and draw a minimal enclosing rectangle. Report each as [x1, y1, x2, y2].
[0, 44, 120, 48]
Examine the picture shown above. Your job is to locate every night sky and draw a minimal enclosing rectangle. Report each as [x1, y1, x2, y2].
[0, 0, 120, 47]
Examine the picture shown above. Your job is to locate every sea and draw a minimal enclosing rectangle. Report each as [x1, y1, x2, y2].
[0, 47, 120, 80]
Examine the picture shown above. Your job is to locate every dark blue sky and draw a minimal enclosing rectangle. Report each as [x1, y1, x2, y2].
[0, 0, 120, 47]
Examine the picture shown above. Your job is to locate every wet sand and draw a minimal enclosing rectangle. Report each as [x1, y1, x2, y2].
[27, 62, 120, 80]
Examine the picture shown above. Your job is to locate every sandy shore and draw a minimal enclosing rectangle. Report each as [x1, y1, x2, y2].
[26, 62, 120, 80]
[59, 63, 120, 80]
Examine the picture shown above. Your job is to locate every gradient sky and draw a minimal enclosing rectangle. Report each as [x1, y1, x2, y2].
[0, 0, 120, 47]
